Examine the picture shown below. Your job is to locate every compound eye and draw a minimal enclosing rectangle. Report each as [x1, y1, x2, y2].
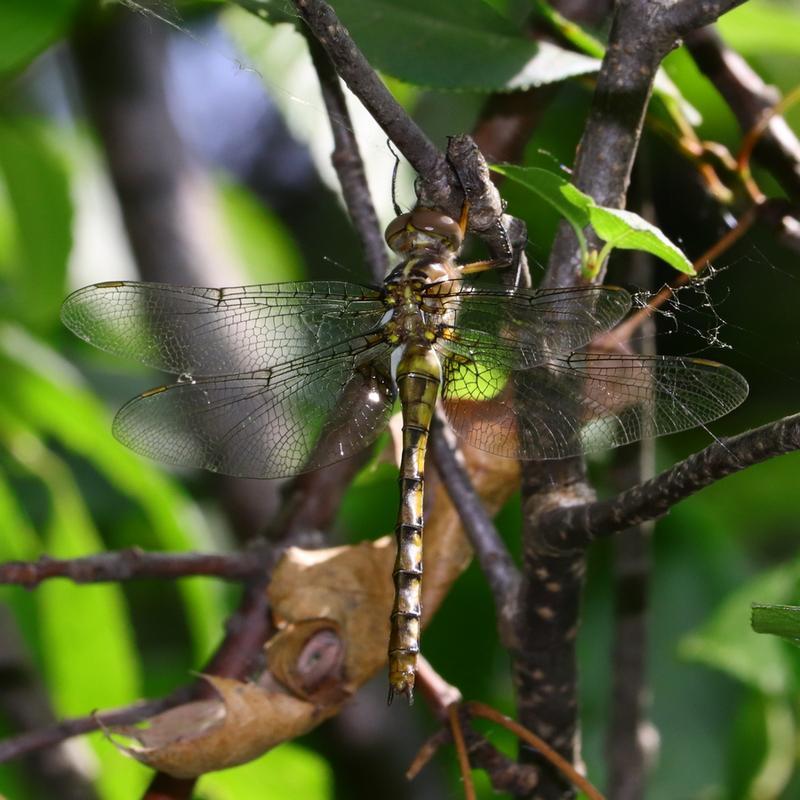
[409, 208, 463, 250]
[384, 213, 413, 246]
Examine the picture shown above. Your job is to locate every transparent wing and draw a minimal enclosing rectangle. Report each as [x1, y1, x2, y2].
[112, 339, 396, 478]
[441, 351, 748, 459]
[62, 280, 387, 376]
[430, 284, 631, 369]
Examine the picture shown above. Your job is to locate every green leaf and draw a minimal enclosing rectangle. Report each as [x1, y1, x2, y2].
[0, 409, 149, 798]
[198, 742, 333, 799]
[0, 325, 226, 659]
[745, 696, 796, 799]
[588, 206, 695, 275]
[752, 603, 800, 644]
[0, 466, 38, 562]
[0, 409, 141, 714]
[0, 0, 81, 76]
[491, 163, 590, 261]
[492, 163, 592, 227]
[241, 0, 600, 91]
[0, 120, 73, 331]
[727, 692, 796, 800]
[493, 163, 695, 274]
[0, 465, 42, 666]
[680, 565, 798, 695]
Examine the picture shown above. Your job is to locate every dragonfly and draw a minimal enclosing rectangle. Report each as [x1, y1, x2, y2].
[61, 205, 748, 703]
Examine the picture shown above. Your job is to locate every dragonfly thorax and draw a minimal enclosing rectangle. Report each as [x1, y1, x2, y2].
[383, 252, 461, 344]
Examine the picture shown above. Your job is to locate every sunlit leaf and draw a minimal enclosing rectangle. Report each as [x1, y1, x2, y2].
[588, 206, 695, 275]
[0, 466, 38, 562]
[198, 742, 333, 799]
[0, 120, 72, 331]
[0, 410, 140, 713]
[494, 163, 695, 274]
[492, 163, 591, 228]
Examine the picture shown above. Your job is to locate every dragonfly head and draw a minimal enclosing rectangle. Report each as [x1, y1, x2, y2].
[385, 208, 463, 256]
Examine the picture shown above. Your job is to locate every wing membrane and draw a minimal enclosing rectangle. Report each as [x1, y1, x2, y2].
[61, 280, 387, 376]
[113, 339, 395, 478]
[441, 352, 748, 459]
[431, 284, 631, 369]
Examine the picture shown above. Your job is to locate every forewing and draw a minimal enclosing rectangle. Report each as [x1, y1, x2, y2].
[431, 284, 631, 369]
[61, 280, 387, 376]
[441, 352, 748, 459]
[112, 340, 396, 478]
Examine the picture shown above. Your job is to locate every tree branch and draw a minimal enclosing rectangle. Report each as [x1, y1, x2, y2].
[292, 0, 453, 204]
[0, 548, 265, 588]
[544, 0, 748, 287]
[305, 31, 389, 282]
[605, 443, 656, 800]
[538, 413, 800, 553]
[518, 3, 749, 797]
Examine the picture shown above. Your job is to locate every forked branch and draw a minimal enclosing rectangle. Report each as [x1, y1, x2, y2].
[537, 413, 800, 553]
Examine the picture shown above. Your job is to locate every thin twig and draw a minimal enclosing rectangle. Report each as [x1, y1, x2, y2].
[304, 31, 389, 282]
[603, 203, 758, 348]
[406, 728, 452, 781]
[0, 690, 193, 764]
[410, 659, 540, 796]
[448, 705, 476, 800]
[0, 548, 265, 588]
[467, 701, 606, 800]
[292, 0, 452, 203]
[737, 84, 800, 184]
[538, 413, 800, 553]
[430, 412, 520, 647]
[685, 25, 800, 201]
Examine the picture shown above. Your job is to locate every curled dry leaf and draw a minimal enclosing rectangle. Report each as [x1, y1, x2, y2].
[107, 428, 519, 778]
[106, 675, 327, 778]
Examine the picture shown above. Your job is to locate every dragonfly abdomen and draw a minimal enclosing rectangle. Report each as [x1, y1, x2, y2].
[388, 342, 441, 703]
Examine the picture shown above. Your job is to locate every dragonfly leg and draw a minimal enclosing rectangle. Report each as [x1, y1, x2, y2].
[458, 257, 510, 275]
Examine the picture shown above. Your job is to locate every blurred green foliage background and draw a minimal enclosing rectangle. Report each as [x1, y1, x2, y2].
[0, 0, 799, 798]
